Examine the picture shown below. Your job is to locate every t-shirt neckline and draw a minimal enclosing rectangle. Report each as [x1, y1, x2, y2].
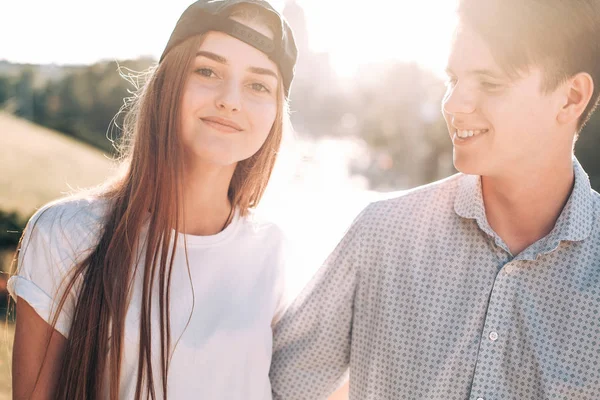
[173, 208, 241, 247]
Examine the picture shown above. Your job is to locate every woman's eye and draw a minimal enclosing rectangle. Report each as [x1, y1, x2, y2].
[195, 68, 216, 78]
[250, 83, 270, 93]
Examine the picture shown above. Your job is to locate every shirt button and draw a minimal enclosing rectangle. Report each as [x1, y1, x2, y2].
[504, 263, 515, 274]
[489, 331, 499, 341]
[477, 397, 485, 400]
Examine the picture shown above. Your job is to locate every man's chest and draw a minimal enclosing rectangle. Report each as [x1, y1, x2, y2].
[350, 239, 600, 399]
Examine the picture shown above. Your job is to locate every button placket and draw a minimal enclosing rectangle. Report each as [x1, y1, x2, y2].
[470, 266, 511, 399]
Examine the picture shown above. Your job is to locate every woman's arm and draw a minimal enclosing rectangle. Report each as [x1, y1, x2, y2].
[13, 298, 67, 400]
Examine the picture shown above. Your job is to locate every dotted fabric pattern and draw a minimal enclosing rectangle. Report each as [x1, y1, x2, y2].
[270, 158, 600, 400]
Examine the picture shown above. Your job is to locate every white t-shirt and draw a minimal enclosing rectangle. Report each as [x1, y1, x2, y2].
[8, 196, 288, 399]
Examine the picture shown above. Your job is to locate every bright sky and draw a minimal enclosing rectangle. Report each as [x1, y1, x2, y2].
[1, 0, 457, 77]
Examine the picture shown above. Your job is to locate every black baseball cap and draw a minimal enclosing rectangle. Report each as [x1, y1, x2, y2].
[160, 0, 298, 97]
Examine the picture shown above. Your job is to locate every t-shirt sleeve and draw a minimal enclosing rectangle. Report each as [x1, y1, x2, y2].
[7, 205, 90, 339]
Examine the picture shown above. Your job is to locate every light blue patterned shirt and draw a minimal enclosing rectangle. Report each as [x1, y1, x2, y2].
[270, 158, 600, 400]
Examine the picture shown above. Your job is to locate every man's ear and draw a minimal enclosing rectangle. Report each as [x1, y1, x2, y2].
[556, 72, 594, 125]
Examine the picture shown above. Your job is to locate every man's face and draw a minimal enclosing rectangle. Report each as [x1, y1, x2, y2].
[442, 22, 563, 177]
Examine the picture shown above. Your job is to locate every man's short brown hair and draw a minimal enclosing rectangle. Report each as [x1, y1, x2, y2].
[458, 0, 600, 131]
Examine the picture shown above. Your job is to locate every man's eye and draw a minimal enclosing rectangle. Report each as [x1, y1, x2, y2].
[445, 77, 458, 88]
[481, 81, 503, 90]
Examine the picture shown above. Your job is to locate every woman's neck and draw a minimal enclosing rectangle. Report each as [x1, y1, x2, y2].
[178, 159, 237, 236]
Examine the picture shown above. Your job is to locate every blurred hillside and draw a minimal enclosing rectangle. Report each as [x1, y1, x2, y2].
[0, 112, 115, 218]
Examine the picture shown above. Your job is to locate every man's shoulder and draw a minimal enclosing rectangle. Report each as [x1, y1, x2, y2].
[592, 187, 600, 203]
[345, 173, 466, 237]
[365, 173, 464, 216]
[590, 188, 600, 226]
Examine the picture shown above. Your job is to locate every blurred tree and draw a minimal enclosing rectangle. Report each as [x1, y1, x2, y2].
[0, 75, 12, 106]
[283, 0, 347, 137]
[0, 57, 598, 192]
[14, 68, 35, 120]
[348, 63, 454, 190]
[0, 210, 25, 249]
[21, 58, 154, 153]
[576, 111, 600, 192]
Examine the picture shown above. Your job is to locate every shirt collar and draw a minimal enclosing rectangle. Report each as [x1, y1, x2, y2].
[454, 157, 595, 258]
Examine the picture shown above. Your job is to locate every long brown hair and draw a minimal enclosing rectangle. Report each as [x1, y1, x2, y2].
[14, 5, 289, 399]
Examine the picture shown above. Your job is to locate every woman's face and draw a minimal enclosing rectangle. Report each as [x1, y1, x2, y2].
[179, 18, 279, 169]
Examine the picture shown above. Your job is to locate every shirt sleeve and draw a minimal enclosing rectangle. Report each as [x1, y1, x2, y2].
[7, 205, 89, 339]
[269, 207, 367, 400]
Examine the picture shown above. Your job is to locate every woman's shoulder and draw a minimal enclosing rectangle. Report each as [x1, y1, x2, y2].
[25, 195, 112, 247]
[241, 209, 287, 242]
[14, 195, 113, 291]
[233, 209, 291, 257]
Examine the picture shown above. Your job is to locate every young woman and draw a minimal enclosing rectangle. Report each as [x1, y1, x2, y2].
[8, 0, 298, 399]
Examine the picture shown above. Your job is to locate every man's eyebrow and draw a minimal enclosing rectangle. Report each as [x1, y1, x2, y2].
[471, 69, 505, 79]
[196, 51, 228, 64]
[444, 67, 505, 79]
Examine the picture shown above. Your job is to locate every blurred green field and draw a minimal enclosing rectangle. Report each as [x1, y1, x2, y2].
[0, 111, 116, 218]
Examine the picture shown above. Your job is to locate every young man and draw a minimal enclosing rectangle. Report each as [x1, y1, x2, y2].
[269, 0, 600, 399]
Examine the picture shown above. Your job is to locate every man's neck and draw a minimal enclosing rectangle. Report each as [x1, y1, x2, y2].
[481, 157, 575, 256]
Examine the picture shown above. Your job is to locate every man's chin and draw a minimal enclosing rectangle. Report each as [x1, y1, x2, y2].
[453, 154, 485, 176]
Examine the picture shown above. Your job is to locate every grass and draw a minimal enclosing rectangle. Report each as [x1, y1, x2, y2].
[0, 112, 116, 219]
[0, 322, 14, 400]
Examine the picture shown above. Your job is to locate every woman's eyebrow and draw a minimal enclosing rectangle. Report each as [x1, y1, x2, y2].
[196, 50, 228, 64]
[248, 66, 278, 80]
[196, 50, 278, 80]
